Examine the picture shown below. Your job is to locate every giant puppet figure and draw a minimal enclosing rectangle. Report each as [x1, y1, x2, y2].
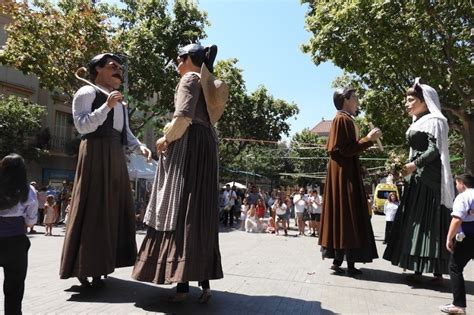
[132, 43, 227, 303]
[319, 87, 381, 275]
[60, 53, 151, 287]
[384, 79, 454, 281]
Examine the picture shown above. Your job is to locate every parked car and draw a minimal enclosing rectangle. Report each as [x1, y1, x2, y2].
[373, 183, 399, 214]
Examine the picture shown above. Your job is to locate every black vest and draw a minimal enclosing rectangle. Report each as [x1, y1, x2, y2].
[81, 90, 127, 145]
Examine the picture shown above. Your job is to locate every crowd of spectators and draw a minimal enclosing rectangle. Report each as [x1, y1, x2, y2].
[219, 184, 323, 237]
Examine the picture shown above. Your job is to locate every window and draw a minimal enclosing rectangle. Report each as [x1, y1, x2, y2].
[51, 111, 74, 151]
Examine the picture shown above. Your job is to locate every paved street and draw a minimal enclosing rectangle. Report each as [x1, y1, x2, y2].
[1, 214, 472, 314]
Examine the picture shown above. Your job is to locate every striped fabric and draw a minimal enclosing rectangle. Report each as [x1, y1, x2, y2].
[143, 131, 189, 231]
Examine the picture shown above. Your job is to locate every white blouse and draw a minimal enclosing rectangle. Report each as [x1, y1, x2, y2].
[0, 185, 38, 225]
[72, 85, 142, 152]
[384, 201, 399, 222]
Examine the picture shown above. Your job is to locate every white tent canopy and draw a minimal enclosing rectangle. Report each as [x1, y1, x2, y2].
[127, 153, 157, 180]
[222, 181, 246, 189]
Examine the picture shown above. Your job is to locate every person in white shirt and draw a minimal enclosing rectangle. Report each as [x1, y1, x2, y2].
[309, 190, 323, 237]
[383, 192, 399, 244]
[293, 188, 308, 236]
[245, 204, 259, 233]
[0, 154, 38, 314]
[222, 184, 237, 226]
[440, 174, 474, 315]
[240, 198, 249, 231]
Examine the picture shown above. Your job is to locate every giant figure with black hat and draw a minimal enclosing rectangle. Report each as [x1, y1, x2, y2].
[59, 53, 151, 287]
[132, 43, 228, 303]
[319, 87, 382, 275]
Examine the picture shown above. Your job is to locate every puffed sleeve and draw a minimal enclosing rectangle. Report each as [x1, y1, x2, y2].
[72, 86, 111, 134]
[164, 116, 192, 143]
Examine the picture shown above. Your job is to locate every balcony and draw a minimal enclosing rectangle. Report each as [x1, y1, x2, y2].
[47, 135, 80, 156]
[50, 135, 67, 152]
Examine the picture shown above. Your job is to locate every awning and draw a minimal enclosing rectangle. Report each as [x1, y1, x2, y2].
[222, 181, 247, 189]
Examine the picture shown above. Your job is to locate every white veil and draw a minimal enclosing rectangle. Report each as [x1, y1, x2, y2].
[406, 78, 454, 208]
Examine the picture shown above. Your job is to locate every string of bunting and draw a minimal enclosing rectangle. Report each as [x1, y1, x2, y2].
[221, 137, 404, 150]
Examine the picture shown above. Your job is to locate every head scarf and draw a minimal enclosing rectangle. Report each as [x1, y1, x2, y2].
[406, 78, 454, 208]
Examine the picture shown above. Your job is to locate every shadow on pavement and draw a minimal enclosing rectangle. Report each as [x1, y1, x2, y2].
[360, 267, 474, 295]
[66, 277, 335, 314]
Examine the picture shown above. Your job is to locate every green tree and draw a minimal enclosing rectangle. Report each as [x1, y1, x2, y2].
[0, 95, 46, 159]
[110, 0, 209, 132]
[302, 0, 473, 173]
[214, 59, 299, 169]
[0, 0, 209, 136]
[290, 128, 327, 186]
[0, 0, 110, 98]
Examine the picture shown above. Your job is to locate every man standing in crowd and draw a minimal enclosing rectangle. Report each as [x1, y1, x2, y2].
[440, 174, 474, 314]
[319, 87, 381, 275]
[293, 187, 308, 236]
[223, 184, 237, 226]
[309, 189, 322, 237]
[36, 186, 47, 227]
[28, 181, 38, 234]
[247, 185, 260, 206]
[60, 53, 151, 287]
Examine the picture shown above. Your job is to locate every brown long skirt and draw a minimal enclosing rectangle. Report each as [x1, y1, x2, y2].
[59, 133, 137, 279]
[132, 124, 223, 284]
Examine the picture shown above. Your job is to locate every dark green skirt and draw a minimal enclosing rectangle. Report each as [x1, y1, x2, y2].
[383, 174, 451, 274]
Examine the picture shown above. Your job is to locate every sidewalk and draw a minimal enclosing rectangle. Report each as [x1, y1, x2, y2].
[1, 215, 472, 314]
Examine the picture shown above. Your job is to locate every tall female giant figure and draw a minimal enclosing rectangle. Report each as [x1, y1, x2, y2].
[132, 43, 226, 302]
[383, 78, 455, 278]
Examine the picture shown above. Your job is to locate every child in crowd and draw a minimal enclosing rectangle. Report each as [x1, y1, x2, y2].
[240, 198, 249, 231]
[245, 204, 261, 233]
[255, 198, 266, 219]
[43, 195, 57, 236]
[0, 153, 38, 314]
[440, 174, 474, 315]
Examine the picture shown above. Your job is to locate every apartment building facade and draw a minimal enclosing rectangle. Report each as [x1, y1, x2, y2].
[1, 14, 81, 186]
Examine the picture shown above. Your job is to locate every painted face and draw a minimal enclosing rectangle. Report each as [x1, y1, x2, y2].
[405, 95, 428, 117]
[96, 58, 123, 89]
[343, 92, 359, 116]
[176, 54, 189, 76]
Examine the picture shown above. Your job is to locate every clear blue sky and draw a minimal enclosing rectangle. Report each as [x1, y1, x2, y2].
[198, 0, 342, 137]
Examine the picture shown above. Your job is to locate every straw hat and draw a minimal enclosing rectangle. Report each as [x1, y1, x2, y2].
[200, 63, 229, 125]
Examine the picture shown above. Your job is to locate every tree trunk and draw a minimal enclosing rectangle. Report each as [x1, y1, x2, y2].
[461, 114, 474, 175]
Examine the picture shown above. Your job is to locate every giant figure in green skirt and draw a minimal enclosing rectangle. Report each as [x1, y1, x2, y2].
[383, 78, 455, 280]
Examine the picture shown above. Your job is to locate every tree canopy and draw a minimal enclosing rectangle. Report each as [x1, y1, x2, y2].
[0, 0, 300, 177]
[302, 0, 473, 173]
[0, 0, 110, 98]
[214, 58, 299, 177]
[0, 0, 208, 135]
[0, 95, 46, 159]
